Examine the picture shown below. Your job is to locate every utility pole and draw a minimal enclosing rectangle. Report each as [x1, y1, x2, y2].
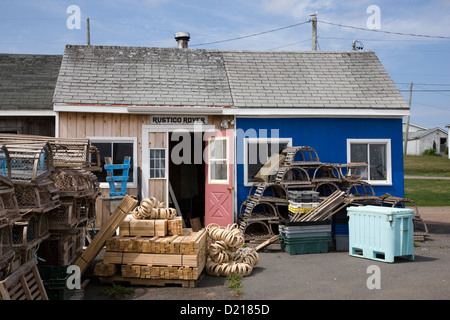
[311, 15, 317, 51]
[87, 18, 90, 45]
[403, 82, 413, 155]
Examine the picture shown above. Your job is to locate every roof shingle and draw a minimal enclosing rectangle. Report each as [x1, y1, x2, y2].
[0, 54, 62, 110]
[53, 45, 408, 111]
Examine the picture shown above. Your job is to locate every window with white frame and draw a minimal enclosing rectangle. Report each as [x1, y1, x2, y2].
[244, 138, 292, 186]
[347, 139, 392, 185]
[208, 136, 229, 184]
[89, 137, 137, 188]
[150, 149, 166, 179]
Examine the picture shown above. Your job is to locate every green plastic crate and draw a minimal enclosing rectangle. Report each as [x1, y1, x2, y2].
[279, 235, 331, 255]
[38, 265, 75, 300]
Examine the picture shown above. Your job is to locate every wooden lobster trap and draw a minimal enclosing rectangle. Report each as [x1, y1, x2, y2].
[0, 141, 53, 184]
[38, 228, 84, 266]
[0, 185, 20, 223]
[14, 179, 60, 214]
[12, 213, 50, 250]
[0, 258, 48, 300]
[47, 200, 78, 230]
[0, 220, 14, 281]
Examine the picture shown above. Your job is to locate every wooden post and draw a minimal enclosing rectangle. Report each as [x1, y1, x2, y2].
[87, 18, 90, 45]
[311, 16, 317, 51]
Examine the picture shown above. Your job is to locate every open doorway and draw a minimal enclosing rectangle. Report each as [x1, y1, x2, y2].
[168, 131, 205, 228]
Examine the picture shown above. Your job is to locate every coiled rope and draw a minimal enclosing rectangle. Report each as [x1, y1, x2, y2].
[205, 223, 259, 277]
[132, 197, 177, 220]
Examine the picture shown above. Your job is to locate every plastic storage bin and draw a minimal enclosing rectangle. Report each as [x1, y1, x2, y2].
[347, 206, 415, 263]
[279, 220, 331, 239]
[279, 235, 331, 255]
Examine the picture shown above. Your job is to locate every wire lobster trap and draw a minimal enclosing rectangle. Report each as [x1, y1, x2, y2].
[13, 179, 60, 214]
[0, 142, 53, 184]
[0, 134, 102, 172]
[12, 213, 50, 250]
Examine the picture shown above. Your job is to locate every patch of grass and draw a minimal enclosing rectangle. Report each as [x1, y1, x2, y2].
[404, 155, 450, 177]
[226, 273, 243, 296]
[101, 284, 135, 299]
[404, 179, 450, 206]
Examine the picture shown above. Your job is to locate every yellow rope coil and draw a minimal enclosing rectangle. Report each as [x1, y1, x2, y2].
[205, 223, 259, 277]
[132, 197, 177, 220]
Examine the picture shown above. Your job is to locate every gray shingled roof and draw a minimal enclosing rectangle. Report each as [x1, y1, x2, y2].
[53, 45, 408, 111]
[0, 54, 62, 110]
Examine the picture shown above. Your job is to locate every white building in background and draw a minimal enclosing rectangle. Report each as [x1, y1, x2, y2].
[447, 125, 450, 159]
[403, 122, 448, 156]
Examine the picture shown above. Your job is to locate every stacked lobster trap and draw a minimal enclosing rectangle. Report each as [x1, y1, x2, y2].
[239, 146, 429, 244]
[0, 135, 101, 299]
[37, 137, 101, 267]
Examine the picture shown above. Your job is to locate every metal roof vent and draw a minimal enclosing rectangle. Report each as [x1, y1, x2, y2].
[175, 32, 190, 48]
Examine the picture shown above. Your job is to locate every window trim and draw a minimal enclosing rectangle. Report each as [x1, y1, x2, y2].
[88, 136, 138, 189]
[208, 136, 230, 185]
[243, 137, 292, 187]
[346, 139, 392, 186]
[149, 148, 167, 180]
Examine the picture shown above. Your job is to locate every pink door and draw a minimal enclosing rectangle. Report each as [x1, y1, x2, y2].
[204, 130, 234, 227]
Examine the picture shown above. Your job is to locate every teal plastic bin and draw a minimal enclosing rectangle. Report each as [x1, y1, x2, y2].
[347, 206, 415, 263]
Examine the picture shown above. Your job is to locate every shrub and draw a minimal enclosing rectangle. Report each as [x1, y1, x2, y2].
[422, 148, 437, 156]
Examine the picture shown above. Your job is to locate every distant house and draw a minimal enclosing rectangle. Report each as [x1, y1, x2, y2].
[446, 124, 450, 159]
[52, 40, 409, 227]
[0, 54, 62, 136]
[403, 122, 448, 155]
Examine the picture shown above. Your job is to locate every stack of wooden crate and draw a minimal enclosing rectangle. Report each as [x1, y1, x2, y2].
[94, 213, 206, 287]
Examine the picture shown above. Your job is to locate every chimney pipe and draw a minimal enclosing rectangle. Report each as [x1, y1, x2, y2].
[175, 32, 190, 48]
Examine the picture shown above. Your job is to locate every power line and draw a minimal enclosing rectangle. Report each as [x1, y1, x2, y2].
[190, 20, 310, 47]
[318, 20, 450, 40]
[268, 38, 311, 51]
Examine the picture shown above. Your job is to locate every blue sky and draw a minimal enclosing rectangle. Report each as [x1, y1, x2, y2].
[1, 0, 449, 130]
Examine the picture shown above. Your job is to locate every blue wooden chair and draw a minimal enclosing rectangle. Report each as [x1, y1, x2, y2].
[104, 156, 130, 197]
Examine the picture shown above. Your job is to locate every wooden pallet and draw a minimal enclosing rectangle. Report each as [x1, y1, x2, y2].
[0, 258, 48, 300]
[98, 270, 205, 288]
[101, 244, 206, 268]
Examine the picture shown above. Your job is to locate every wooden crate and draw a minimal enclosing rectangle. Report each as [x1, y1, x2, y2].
[0, 258, 48, 300]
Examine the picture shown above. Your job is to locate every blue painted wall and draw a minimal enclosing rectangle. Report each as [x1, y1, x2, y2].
[235, 117, 405, 215]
